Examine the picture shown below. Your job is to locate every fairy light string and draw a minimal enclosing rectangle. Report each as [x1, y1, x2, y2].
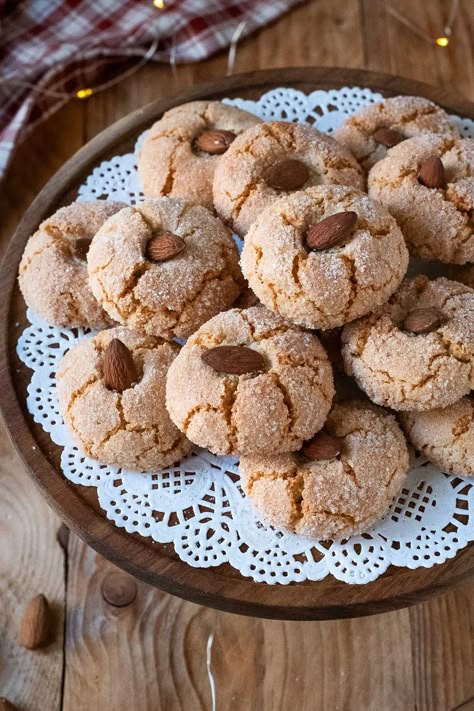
[385, 0, 460, 47]
[1, 0, 461, 107]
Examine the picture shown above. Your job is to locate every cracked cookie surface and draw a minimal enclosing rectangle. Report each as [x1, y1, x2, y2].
[18, 200, 125, 328]
[137, 101, 260, 210]
[241, 185, 409, 330]
[213, 121, 365, 236]
[399, 396, 474, 477]
[342, 276, 474, 411]
[368, 133, 474, 264]
[57, 326, 191, 472]
[165, 306, 334, 456]
[87, 197, 244, 339]
[335, 95, 457, 172]
[240, 400, 409, 540]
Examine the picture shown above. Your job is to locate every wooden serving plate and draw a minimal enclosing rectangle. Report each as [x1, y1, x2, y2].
[1, 68, 474, 620]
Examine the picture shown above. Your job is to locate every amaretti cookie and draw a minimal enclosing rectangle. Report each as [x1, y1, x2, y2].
[18, 200, 125, 328]
[399, 396, 474, 477]
[57, 327, 191, 471]
[342, 276, 474, 411]
[88, 198, 244, 340]
[137, 101, 261, 209]
[240, 400, 409, 540]
[368, 133, 474, 263]
[213, 121, 364, 235]
[335, 95, 457, 171]
[166, 306, 334, 456]
[241, 185, 409, 330]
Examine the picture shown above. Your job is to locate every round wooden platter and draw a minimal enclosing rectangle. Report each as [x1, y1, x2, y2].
[2, 67, 474, 621]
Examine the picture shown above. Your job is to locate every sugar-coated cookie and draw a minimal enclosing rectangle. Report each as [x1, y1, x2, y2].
[335, 95, 457, 171]
[88, 198, 244, 340]
[240, 400, 409, 540]
[137, 101, 261, 209]
[241, 185, 409, 329]
[166, 306, 334, 456]
[400, 396, 474, 477]
[213, 121, 364, 235]
[57, 327, 191, 471]
[368, 133, 474, 264]
[19, 201, 125, 328]
[342, 276, 474, 410]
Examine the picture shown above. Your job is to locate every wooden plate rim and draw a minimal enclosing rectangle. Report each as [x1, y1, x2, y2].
[1, 67, 473, 620]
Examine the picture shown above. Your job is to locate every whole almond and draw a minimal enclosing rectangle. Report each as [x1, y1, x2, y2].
[302, 431, 342, 461]
[264, 159, 309, 191]
[146, 232, 185, 262]
[306, 211, 357, 251]
[201, 345, 265, 375]
[18, 594, 51, 650]
[403, 307, 444, 334]
[0, 698, 19, 711]
[373, 127, 404, 147]
[74, 237, 92, 260]
[418, 155, 446, 189]
[195, 129, 236, 154]
[103, 338, 138, 391]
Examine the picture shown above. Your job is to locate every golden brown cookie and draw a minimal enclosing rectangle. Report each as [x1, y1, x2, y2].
[342, 276, 474, 411]
[87, 198, 244, 340]
[18, 201, 125, 328]
[368, 133, 474, 263]
[57, 327, 191, 472]
[241, 185, 409, 329]
[166, 306, 334, 456]
[137, 101, 261, 209]
[240, 400, 409, 540]
[213, 121, 365, 235]
[335, 95, 457, 171]
[399, 396, 474, 477]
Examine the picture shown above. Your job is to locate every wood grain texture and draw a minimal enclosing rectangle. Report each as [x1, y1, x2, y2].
[0, 419, 64, 711]
[1, 0, 474, 707]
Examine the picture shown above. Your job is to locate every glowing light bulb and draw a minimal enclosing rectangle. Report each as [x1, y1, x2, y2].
[153, 0, 165, 8]
[76, 88, 93, 99]
[436, 36, 449, 47]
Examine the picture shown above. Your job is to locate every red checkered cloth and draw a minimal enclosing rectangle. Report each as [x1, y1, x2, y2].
[0, 0, 303, 182]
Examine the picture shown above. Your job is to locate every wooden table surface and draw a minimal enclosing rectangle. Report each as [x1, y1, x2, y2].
[1, 1, 473, 709]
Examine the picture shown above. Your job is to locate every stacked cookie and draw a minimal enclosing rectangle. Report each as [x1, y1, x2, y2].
[18, 95, 474, 543]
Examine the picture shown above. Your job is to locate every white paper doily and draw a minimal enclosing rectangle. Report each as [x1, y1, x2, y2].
[18, 86, 474, 586]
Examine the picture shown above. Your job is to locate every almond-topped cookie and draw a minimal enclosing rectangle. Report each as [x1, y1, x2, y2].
[18, 200, 125, 328]
[335, 95, 457, 172]
[240, 400, 409, 540]
[137, 101, 261, 210]
[342, 276, 474, 411]
[213, 121, 364, 236]
[87, 197, 244, 340]
[368, 133, 474, 264]
[165, 306, 334, 456]
[56, 327, 191, 471]
[400, 396, 474, 477]
[241, 185, 409, 330]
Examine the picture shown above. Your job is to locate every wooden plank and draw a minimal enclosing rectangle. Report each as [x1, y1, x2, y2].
[360, 0, 474, 101]
[63, 539, 417, 711]
[0, 419, 64, 711]
[410, 586, 474, 711]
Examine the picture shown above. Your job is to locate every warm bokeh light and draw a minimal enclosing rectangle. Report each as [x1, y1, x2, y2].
[153, 0, 165, 8]
[76, 88, 93, 99]
[436, 36, 449, 47]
